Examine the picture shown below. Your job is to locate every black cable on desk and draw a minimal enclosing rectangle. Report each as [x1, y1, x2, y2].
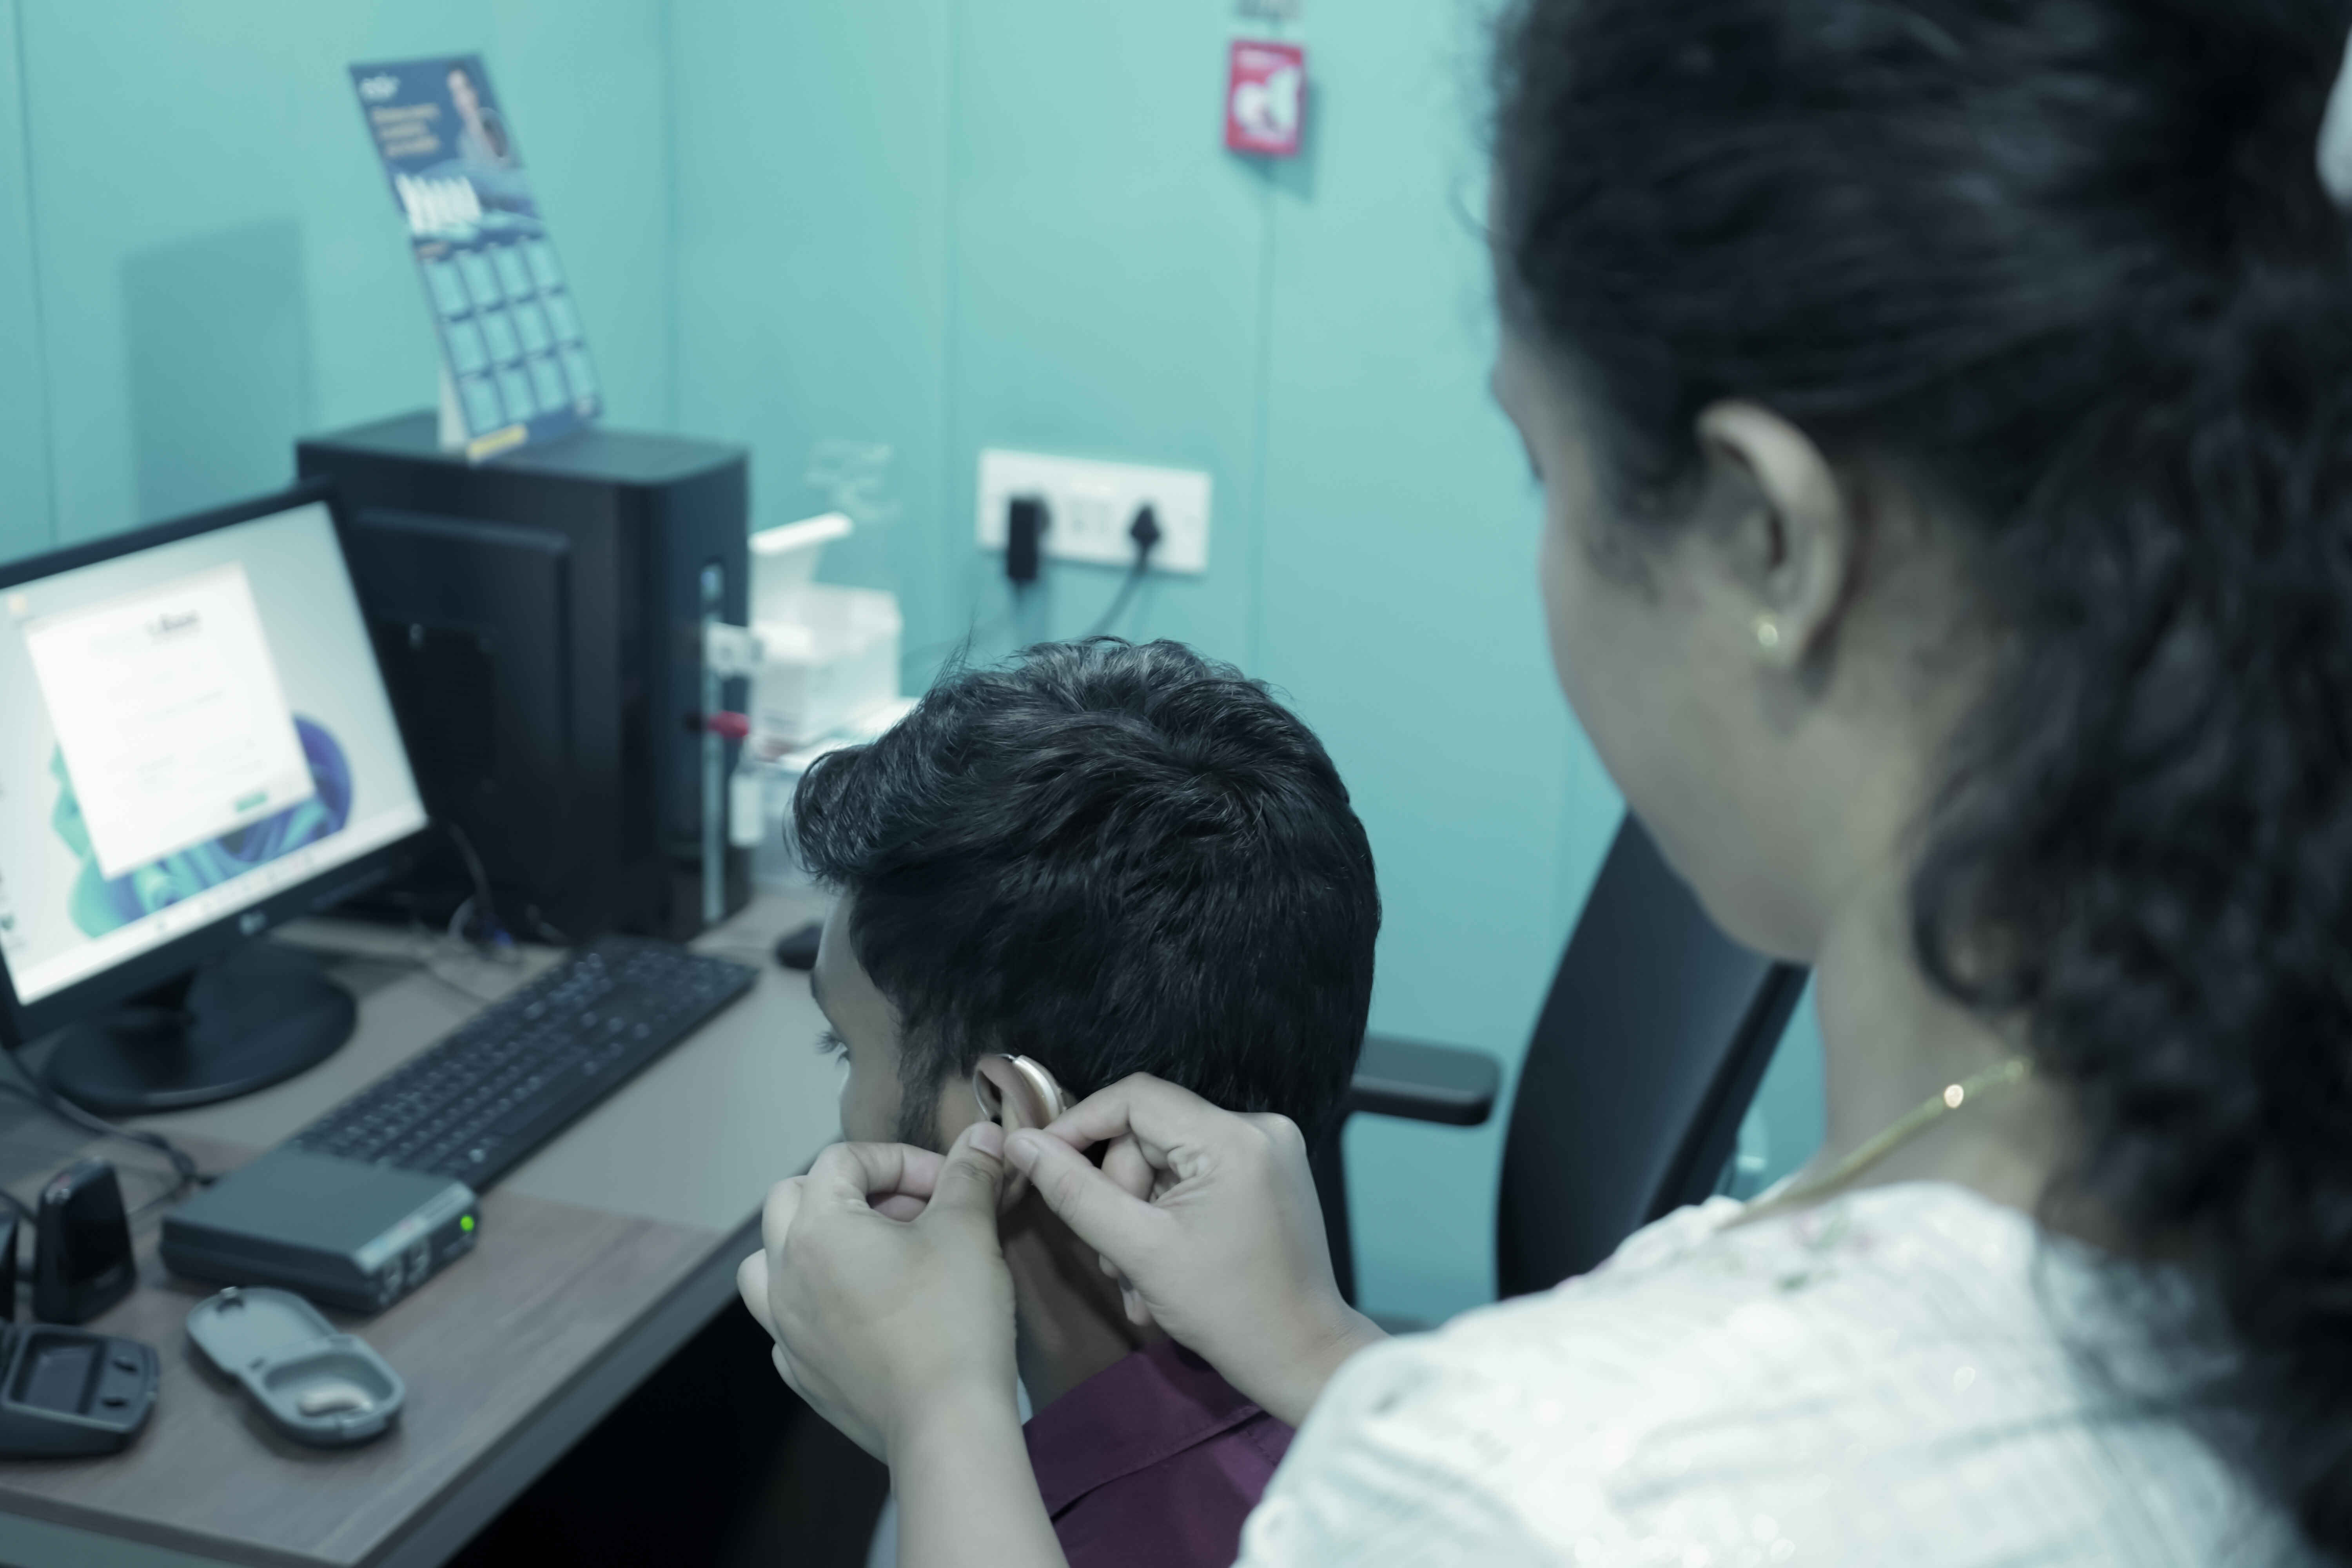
[444, 820, 513, 951]
[0, 1042, 209, 1199]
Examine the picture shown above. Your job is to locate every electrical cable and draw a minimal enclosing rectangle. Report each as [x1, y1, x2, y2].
[1085, 566, 1148, 640]
[444, 821, 506, 949]
[0, 822, 506, 1230]
[400, 916, 523, 1006]
[909, 494, 1047, 672]
[1083, 505, 1163, 639]
[0, 1040, 209, 1203]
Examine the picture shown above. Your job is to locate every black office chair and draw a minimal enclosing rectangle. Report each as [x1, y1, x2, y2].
[1322, 814, 1808, 1304]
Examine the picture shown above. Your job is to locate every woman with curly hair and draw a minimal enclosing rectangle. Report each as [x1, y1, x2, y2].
[741, 2, 2352, 1561]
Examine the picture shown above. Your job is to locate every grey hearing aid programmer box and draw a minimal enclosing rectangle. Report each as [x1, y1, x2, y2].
[161, 1149, 479, 1314]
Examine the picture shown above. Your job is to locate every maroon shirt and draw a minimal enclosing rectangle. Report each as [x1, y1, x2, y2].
[1022, 1338, 1293, 1568]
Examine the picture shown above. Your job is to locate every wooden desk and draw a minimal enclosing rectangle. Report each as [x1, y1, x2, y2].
[0, 893, 844, 1568]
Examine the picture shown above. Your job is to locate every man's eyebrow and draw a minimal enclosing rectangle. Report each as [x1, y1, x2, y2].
[808, 964, 828, 1013]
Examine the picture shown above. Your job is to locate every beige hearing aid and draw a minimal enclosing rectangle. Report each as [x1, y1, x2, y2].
[971, 1054, 1073, 1126]
[972, 1054, 1071, 1211]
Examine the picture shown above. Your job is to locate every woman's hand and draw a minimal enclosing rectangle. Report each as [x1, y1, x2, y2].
[738, 1126, 1069, 1568]
[737, 1123, 1020, 1461]
[1006, 1074, 1385, 1428]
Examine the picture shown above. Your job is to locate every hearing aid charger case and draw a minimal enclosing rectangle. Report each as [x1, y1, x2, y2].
[186, 1287, 404, 1447]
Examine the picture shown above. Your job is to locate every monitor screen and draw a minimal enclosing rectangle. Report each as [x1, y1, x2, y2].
[0, 498, 427, 1005]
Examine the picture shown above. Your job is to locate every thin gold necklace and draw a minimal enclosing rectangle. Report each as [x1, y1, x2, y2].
[1741, 1056, 2033, 1221]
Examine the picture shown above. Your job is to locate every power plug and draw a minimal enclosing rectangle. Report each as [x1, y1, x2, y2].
[1006, 496, 1047, 588]
[1129, 504, 1163, 560]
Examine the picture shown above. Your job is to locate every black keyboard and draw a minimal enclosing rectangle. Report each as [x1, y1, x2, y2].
[289, 937, 757, 1191]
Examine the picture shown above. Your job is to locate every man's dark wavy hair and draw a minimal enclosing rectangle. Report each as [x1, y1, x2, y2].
[1495, 0, 2352, 1549]
[792, 638, 1379, 1149]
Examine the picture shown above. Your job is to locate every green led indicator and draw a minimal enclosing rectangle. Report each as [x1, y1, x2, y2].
[460, 1214, 475, 1232]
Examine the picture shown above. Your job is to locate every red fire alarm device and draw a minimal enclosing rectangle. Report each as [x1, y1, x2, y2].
[1225, 39, 1306, 158]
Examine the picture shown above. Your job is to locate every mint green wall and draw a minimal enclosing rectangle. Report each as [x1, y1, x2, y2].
[668, 0, 1789, 1323]
[0, 0, 675, 553]
[1245, 6, 1602, 1317]
[2, 0, 1826, 1325]
[673, 0, 1824, 1321]
[0, 1, 50, 564]
[668, 2, 954, 649]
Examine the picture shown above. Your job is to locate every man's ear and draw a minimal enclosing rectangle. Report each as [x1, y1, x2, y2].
[969, 1053, 1073, 1128]
[974, 1062, 1030, 1133]
[973, 1055, 1065, 1212]
[969, 1053, 1063, 1213]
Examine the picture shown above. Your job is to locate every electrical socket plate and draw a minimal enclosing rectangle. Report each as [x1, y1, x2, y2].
[975, 448, 1210, 575]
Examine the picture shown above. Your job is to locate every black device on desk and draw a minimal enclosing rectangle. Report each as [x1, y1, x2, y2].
[162, 1151, 479, 1314]
[158, 937, 753, 1309]
[0, 482, 432, 1114]
[32, 1159, 135, 1325]
[0, 1321, 159, 1457]
[297, 414, 755, 945]
[0, 1176, 158, 1458]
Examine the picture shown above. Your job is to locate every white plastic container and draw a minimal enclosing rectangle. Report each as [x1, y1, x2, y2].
[750, 511, 853, 618]
[737, 697, 919, 890]
[745, 513, 903, 750]
[748, 586, 902, 748]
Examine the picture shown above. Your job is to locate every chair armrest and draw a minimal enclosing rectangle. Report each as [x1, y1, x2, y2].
[1347, 1035, 1501, 1128]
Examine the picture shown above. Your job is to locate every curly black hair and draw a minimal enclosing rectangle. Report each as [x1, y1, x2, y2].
[790, 638, 1379, 1148]
[1495, 0, 2352, 1549]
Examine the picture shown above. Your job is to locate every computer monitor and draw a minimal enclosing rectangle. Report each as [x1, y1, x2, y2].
[0, 481, 430, 1113]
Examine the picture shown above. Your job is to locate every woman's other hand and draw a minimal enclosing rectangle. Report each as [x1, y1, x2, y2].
[1007, 1074, 1385, 1427]
[737, 1123, 1019, 1461]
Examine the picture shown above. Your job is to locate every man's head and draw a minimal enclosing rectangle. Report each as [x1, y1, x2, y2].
[795, 639, 1379, 1154]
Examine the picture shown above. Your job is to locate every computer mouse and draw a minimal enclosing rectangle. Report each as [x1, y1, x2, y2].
[773, 922, 822, 971]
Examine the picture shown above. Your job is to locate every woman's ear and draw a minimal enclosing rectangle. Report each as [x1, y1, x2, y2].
[1693, 401, 1860, 668]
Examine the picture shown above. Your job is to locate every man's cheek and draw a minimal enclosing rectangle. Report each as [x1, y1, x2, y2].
[838, 1066, 891, 1145]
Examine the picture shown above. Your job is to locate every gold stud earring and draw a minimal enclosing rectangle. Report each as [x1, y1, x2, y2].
[1755, 616, 1783, 652]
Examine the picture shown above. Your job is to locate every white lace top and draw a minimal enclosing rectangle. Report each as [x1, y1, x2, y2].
[1238, 1183, 2316, 1567]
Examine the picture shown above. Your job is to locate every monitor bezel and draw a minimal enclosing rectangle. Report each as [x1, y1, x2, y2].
[0, 478, 432, 1050]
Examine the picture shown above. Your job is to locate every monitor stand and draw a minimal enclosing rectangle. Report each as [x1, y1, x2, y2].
[44, 943, 357, 1116]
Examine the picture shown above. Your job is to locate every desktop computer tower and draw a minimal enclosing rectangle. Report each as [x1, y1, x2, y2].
[296, 412, 751, 943]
